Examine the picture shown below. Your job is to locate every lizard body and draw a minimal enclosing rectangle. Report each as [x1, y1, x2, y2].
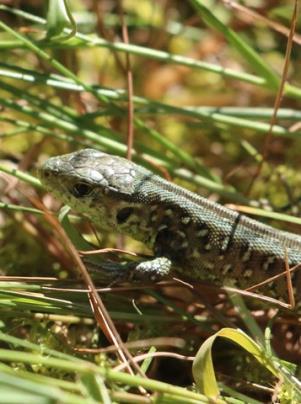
[38, 149, 301, 298]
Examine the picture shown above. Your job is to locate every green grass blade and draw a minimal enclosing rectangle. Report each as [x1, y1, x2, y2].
[189, 0, 279, 88]
[192, 328, 278, 397]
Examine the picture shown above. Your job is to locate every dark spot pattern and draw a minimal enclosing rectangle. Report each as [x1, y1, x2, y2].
[116, 207, 134, 224]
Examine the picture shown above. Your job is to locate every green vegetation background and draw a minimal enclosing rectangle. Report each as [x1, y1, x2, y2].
[0, 1, 301, 403]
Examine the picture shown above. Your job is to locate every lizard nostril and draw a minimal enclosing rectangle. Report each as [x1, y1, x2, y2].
[44, 170, 51, 178]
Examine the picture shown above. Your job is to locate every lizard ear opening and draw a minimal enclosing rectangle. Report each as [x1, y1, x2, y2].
[116, 207, 134, 224]
[71, 182, 93, 198]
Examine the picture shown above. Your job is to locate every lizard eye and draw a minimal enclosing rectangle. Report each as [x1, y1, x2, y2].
[71, 182, 93, 198]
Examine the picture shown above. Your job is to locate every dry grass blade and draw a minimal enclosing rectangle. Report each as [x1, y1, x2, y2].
[284, 249, 295, 308]
[27, 193, 145, 378]
[223, 0, 301, 45]
[247, 0, 299, 193]
[118, 1, 134, 160]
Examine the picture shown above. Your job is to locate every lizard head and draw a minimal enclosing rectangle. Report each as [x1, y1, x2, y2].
[38, 149, 150, 235]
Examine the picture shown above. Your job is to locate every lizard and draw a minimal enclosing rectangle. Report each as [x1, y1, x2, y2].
[38, 148, 301, 300]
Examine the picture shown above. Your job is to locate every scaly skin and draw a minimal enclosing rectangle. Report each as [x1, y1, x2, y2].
[38, 149, 301, 298]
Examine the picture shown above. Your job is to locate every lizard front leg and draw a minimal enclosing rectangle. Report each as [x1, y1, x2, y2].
[129, 256, 172, 281]
[85, 256, 172, 283]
